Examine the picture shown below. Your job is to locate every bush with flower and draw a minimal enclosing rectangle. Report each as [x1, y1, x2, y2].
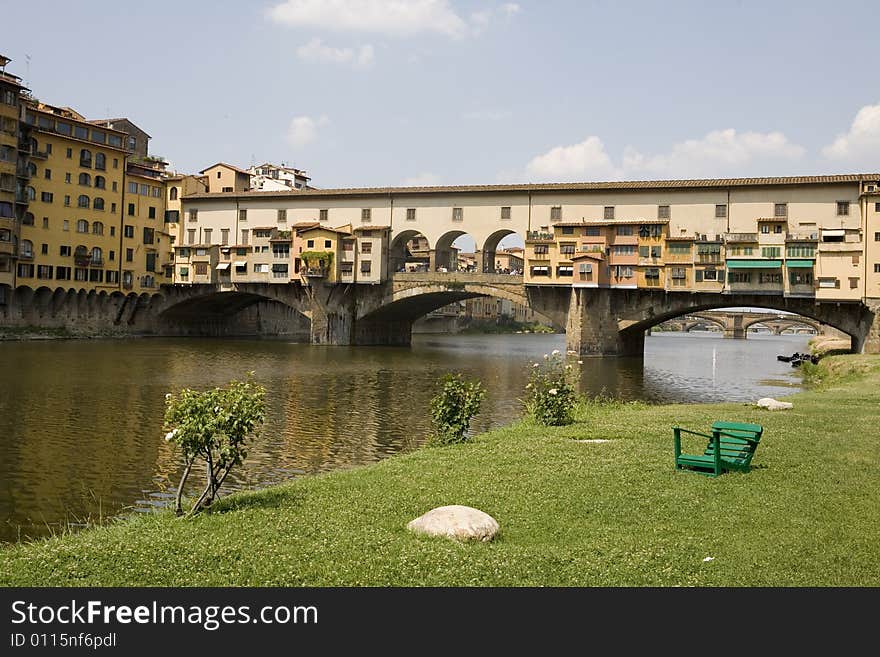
[523, 349, 580, 426]
[163, 375, 266, 516]
[429, 373, 486, 445]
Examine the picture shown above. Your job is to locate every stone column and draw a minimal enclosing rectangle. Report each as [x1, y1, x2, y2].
[856, 299, 880, 354]
[723, 314, 745, 339]
[308, 282, 354, 345]
[565, 287, 645, 357]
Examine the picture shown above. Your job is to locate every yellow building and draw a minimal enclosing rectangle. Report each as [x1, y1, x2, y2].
[864, 181, 880, 299]
[200, 162, 251, 193]
[296, 225, 349, 283]
[163, 173, 207, 247]
[0, 54, 28, 293]
[122, 161, 172, 291]
[18, 102, 127, 290]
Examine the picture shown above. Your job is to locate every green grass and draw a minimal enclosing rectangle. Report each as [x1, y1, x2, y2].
[2, 355, 880, 587]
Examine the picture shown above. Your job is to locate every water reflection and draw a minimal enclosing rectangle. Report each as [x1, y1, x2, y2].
[0, 331, 808, 542]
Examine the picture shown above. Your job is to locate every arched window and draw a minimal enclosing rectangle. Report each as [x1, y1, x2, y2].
[79, 149, 92, 168]
[94, 175, 106, 189]
[21, 239, 33, 257]
[91, 247, 102, 264]
[76, 219, 89, 233]
[79, 172, 91, 186]
[22, 212, 34, 226]
[30, 138, 38, 154]
[26, 162, 37, 176]
[93, 198, 104, 211]
[25, 186, 35, 200]
[169, 187, 178, 201]
[74, 245, 88, 263]
[92, 221, 104, 235]
[77, 194, 89, 209]
[94, 153, 106, 170]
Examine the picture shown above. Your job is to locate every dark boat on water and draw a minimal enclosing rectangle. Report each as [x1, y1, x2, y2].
[778, 352, 819, 366]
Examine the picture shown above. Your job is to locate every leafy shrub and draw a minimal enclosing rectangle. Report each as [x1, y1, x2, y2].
[524, 350, 580, 426]
[430, 373, 485, 445]
[164, 375, 266, 516]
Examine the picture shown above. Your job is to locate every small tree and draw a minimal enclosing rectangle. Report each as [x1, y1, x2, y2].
[430, 373, 485, 445]
[163, 375, 266, 516]
[524, 350, 580, 426]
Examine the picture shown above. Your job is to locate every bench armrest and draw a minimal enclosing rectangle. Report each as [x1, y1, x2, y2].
[715, 429, 760, 445]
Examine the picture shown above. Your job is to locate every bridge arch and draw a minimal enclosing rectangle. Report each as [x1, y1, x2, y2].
[742, 315, 820, 333]
[481, 228, 520, 274]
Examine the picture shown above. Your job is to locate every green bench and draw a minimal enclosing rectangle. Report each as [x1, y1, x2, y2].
[673, 421, 763, 477]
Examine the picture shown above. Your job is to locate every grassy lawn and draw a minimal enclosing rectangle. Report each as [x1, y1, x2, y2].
[2, 355, 879, 587]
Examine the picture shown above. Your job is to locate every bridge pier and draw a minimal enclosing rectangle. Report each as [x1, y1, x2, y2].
[722, 314, 745, 339]
[566, 288, 644, 357]
[855, 299, 880, 354]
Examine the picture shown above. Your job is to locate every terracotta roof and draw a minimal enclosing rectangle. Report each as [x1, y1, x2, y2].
[554, 218, 669, 226]
[353, 225, 390, 231]
[291, 221, 320, 229]
[89, 118, 152, 139]
[199, 162, 252, 176]
[296, 225, 352, 235]
[181, 173, 880, 201]
[571, 252, 605, 261]
[756, 217, 787, 222]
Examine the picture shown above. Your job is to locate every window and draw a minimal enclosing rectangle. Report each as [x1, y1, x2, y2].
[774, 203, 787, 217]
[128, 182, 138, 194]
[64, 172, 71, 184]
[790, 271, 814, 285]
[222, 187, 233, 193]
[151, 186, 161, 198]
[41, 192, 53, 203]
[638, 245, 649, 258]
[109, 250, 115, 261]
[92, 221, 103, 235]
[787, 244, 815, 258]
[875, 264, 880, 273]
[187, 229, 196, 245]
[361, 208, 371, 222]
[20, 240, 33, 257]
[94, 175, 105, 189]
[876, 203, 880, 212]
[166, 186, 178, 202]
[614, 225, 632, 236]
[360, 261, 372, 274]
[277, 209, 287, 223]
[550, 206, 562, 221]
[221, 229, 229, 245]
[533, 244, 549, 255]
[139, 184, 149, 196]
[128, 203, 135, 216]
[187, 209, 198, 223]
[124, 225, 134, 238]
[143, 227, 155, 244]
[837, 201, 850, 216]
[852, 254, 860, 265]
[55, 266, 71, 280]
[113, 158, 118, 169]
[148, 206, 156, 219]
[146, 253, 157, 273]
[324, 240, 332, 248]
[729, 271, 751, 283]
[123, 248, 133, 262]
[500, 206, 511, 220]
[556, 265, 573, 277]
[203, 228, 212, 244]
[94, 198, 104, 211]
[560, 244, 576, 256]
[875, 232, 880, 242]
[60, 245, 71, 257]
[530, 266, 550, 276]
[44, 169, 51, 180]
[272, 244, 290, 258]
[670, 267, 687, 283]
[612, 244, 635, 255]
[63, 220, 70, 231]
[849, 277, 859, 289]
[760, 224, 770, 234]
[17, 263, 34, 278]
[758, 272, 782, 284]
[24, 186, 35, 201]
[164, 210, 179, 223]
[585, 227, 601, 236]
[22, 212, 34, 225]
[80, 149, 92, 168]
[361, 241, 372, 254]
[127, 135, 137, 151]
[761, 247, 781, 258]
[650, 246, 661, 258]
[237, 209, 247, 222]
[667, 242, 691, 254]
[644, 268, 660, 279]
[240, 229, 248, 245]
[90, 247, 103, 265]
[602, 206, 614, 221]
[95, 153, 106, 170]
[76, 219, 89, 233]
[696, 269, 719, 282]
[658, 205, 670, 219]
[452, 207, 463, 222]
[715, 204, 727, 218]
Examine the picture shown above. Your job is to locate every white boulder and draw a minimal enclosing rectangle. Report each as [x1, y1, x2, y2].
[757, 397, 793, 410]
[407, 505, 499, 542]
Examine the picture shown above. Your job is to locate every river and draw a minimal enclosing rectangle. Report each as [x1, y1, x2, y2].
[0, 331, 809, 543]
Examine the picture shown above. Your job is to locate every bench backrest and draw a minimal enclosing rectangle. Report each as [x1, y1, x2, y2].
[706, 422, 762, 466]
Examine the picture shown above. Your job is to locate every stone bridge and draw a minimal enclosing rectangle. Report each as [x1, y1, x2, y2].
[659, 311, 823, 338]
[2, 278, 879, 356]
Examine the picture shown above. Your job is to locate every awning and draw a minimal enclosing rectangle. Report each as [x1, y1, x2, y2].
[215, 262, 230, 270]
[233, 261, 247, 267]
[786, 259, 814, 268]
[726, 259, 782, 269]
[531, 266, 549, 272]
[821, 229, 845, 237]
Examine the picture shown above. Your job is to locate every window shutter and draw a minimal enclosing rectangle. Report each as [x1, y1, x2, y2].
[695, 269, 703, 282]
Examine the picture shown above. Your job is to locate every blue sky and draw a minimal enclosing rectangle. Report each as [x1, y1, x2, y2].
[3, 0, 878, 190]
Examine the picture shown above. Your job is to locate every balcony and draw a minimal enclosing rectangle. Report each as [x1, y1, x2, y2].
[18, 250, 34, 261]
[817, 241, 862, 253]
[303, 266, 327, 277]
[786, 232, 818, 242]
[724, 233, 758, 243]
[30, 149, 48, 160]
[526, 231, 554, 242]
[0, 241, 17, 257]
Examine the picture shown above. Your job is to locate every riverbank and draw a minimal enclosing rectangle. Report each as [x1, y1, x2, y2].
[2, 353, 878, 586]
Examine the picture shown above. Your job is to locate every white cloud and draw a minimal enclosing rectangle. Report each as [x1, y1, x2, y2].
[295, 38, 374, 68]
[268, 0, 468, 38]
[623, 129, 805, 178]
[822, 102, 880, 165]
[520, 128, 806, 182]
[525, 136, 620, 182]
[501, 3, 521, 16]
[403, 172, 441, 186]
[286, 115, 329, 147]
[462, 109, 512, 121]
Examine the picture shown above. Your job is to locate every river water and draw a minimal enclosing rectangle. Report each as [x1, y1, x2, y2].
[0, 331, 809, 543]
